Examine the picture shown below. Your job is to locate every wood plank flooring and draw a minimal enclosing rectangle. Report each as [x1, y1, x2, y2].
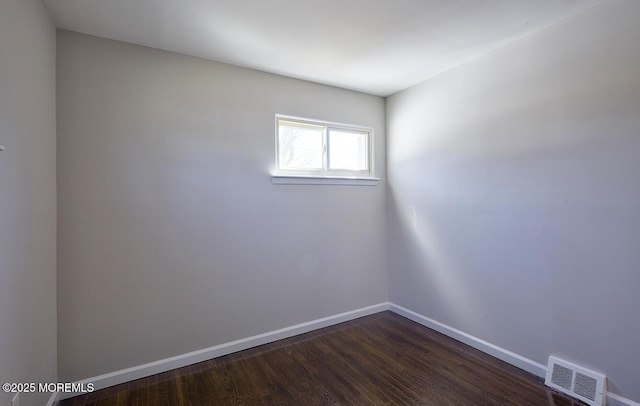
[60, 311, 584, 405]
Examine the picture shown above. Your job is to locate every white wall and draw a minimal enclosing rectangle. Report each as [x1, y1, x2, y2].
[57, 30, 387, 382]
[387, 0, 640, 401]
[0, 1, 57, 405]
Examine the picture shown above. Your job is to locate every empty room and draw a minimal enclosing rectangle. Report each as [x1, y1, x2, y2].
[1, 0, 638, 405]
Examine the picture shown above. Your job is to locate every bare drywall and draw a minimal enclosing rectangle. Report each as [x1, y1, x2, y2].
[0, 1, 57, 405]
[387, 0, 640, 401]
[56, 30, 387, 381]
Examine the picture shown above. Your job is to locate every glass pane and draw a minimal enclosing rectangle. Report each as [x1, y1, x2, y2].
[278, 122, 324, 170]
[328, 129, 368, 171]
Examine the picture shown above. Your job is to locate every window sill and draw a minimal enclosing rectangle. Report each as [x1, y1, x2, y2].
[272, 175, 379, 186]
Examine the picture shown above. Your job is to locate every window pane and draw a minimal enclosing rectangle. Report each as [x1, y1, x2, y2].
[278, 122, 323, 170]
[328, 129, 368, 171]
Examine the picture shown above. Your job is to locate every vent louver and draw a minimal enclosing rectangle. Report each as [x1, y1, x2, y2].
[574, 372, 598, 401]
[545, 356, 606, 406]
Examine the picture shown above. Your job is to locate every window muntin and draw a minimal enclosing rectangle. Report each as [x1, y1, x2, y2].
[275, 115, 373, 178]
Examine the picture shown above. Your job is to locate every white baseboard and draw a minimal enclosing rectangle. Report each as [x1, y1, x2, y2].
[607, 393, 640, 406]
[387, 303, 639, 406]
[59, 301, 639, 406]
[45, 391, 58, 406]
[387, 303, 547, 377]
[59, 302, 389, 400]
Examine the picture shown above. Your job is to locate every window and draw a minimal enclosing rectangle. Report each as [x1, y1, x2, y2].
[274, 115, 377, 185]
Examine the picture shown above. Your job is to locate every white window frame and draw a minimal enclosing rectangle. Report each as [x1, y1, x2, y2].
[273, 114, 378, 186]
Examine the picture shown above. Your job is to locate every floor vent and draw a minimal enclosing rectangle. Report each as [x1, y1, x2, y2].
[545, 356, 606, 406]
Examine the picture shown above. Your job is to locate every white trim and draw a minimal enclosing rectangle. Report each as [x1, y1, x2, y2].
[274, 114, 376, 179]
[272, 175, 379, 186]
[59, 303, 389, 400]
[388, 303, 640, 406]
[45, 391, 58, 406]
[607, 393, 640, 406]
[388, 303, 547, 377]
[58, 301, 640, 406]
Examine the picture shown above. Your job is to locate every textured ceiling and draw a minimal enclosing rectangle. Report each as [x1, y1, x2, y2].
[43, 0, 605, 96]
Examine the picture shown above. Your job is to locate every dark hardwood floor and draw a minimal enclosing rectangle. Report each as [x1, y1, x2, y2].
[60, 311, 583, 405]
